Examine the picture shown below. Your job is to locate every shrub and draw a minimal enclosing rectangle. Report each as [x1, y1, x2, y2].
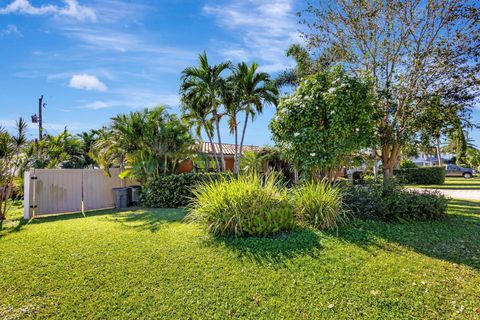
[344, 183, 448, 221]
[140, 173, 229, 208]
[292, 180, 347, 230]
[187, 173, 295, 237]
[400, 159, 418, 169]
[394, 167, 445, 185]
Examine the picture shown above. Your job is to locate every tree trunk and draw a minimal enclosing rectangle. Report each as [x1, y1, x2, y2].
[164, 154, 168, 176]
[238, 111, 250, 173]
[435, 135, 442, 167]
[381, 142, 401, 185]
[213, 113, 226, 172]
[203, 120, 221, 172]
[233, 118, 239, 174]
[206, 130, 221, 172]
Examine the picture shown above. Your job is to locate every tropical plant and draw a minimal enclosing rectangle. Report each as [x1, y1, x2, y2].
[0, 118, 27, 220]
[276, 43, 331, 88]
[181, 97, 220, 171]
[181, 52, 231, 171]
[292, 180, 347, 230]
[77, 129, 99, 168]
[187, 172, 295, 237]
[232, 62, 278, 173]
[240, 151, 264, 173]
[33, 129, 84, 169]
[91, 106, 194, 183]
[300, 0, 479, 181]
[270, 66, 376, 180]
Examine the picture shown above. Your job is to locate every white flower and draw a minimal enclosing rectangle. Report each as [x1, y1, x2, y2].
[328, 303, 335, 309]
[328, 87, 337, 94]
[274, 116, 279, 121]
[281, 108, 287, 114]
[330, 110, 336, 115]
[340, 83, 347, 88]
[294, 132, 300, 137]
[355, 128, 360, 132]
[332, 79, 339, 85]
[310, 152, 316, 157]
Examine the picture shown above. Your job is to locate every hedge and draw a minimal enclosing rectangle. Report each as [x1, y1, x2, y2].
[394, 167, 445, 185]
[140, 173, 230, 208]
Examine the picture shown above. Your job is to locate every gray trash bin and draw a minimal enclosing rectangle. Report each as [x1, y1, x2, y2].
[112, 187, 128, 209]
[129, 186, 141, 206]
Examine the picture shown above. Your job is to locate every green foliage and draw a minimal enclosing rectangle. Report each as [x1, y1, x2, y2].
[345, 184, 448, 221]
[270, 67, 376, 178]
[141, 173, 229, 208]
[399, 159, 418, 169]
[394, 167, 445, 185]
[187, 173, 295, 236]
[0, 118, 27, 219]
[91, 106, 194, 183]
[33, 129, 85, 169]
[465, 147, 480, 170]
[291, 180, 347, 230]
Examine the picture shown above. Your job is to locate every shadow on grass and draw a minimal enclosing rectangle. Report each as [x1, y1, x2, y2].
[0, 209, 116, 239]
[332, 199, 480, 270]
[205, 228, 322, 267]
[106, 208, 186, 232]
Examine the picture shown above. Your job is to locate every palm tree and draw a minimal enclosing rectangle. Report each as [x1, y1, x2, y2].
[222, 75, 243, 173]
[180, 52, 231, 171]
[78, 130, 99, 168]
[181, 96, 220, 172]
[234, 62, 278, 173]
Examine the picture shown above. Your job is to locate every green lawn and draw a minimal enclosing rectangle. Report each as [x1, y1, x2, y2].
[1, 202, 480, 319]
[406, 176, 480, 189]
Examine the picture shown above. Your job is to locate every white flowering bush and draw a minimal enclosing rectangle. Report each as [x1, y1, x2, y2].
[270, 67, 376, 177]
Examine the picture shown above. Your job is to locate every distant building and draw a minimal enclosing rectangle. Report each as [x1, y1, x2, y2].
[178, 142, 263, 173]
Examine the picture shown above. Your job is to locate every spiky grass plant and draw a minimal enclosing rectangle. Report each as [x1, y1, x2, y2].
[187, 172, 295, 237]
[292, 180, 347, 230]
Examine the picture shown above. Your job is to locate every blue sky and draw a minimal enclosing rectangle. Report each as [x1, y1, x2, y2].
[1, 0, 479, 146]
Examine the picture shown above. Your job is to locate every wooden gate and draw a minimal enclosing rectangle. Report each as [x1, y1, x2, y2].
[24, 168, 138, 218]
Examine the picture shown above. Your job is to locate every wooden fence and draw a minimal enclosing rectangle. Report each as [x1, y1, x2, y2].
[24, 168, 138, 219]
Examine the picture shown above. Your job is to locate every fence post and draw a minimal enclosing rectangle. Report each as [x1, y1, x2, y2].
[23, 169, 35, 219]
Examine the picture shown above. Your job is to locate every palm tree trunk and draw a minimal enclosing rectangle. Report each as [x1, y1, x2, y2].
[238, 111, 249, 172]
[214, 114, 226, 171]
[206, 130, 221, 172]
[164, 154, 168, 176]
[233, 118, 239, 174]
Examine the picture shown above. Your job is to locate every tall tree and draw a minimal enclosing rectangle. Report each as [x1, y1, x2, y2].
[233, 62, 278, 173]
[181, 96, 220, 171]
[222, 76, 243, 173]
[276, 43, 331, 88]
[301, 0, 479, 181]
[180, 52, 231, 171]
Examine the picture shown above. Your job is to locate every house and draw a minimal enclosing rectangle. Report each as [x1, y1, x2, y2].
[178, 142, 263, 173]
[411, 156, 449, 167]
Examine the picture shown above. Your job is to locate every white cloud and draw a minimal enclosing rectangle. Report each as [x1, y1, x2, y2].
[0, 0, 96, 21]
[204, 0, 301, 72]
[69, 74, 107, 92]
[79, 90, 180, 110]
[0, 24, 23, 37]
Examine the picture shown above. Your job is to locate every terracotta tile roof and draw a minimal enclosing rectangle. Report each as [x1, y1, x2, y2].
[199, 142, 263, 156]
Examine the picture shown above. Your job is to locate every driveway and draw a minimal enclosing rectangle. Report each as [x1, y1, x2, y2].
[416, 188, 480, 201]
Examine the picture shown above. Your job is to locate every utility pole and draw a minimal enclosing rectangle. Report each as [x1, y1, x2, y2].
[38, 95, 44, 141]
[31, 95, 46, 143]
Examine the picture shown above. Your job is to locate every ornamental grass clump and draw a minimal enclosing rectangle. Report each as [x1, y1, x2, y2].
[187, 172, 295, 237]
[292, 180, 348, 230]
